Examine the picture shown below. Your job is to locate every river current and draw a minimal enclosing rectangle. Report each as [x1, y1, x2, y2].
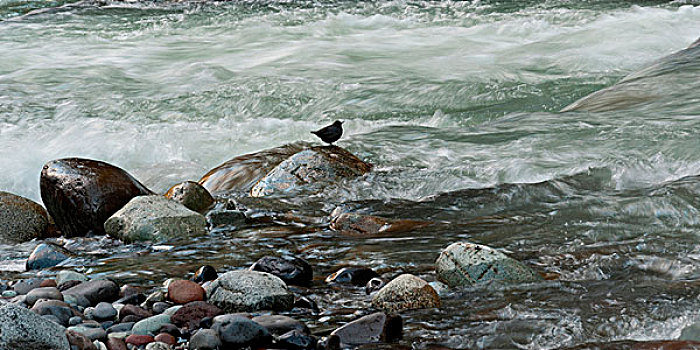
[1, 0, 700, 348]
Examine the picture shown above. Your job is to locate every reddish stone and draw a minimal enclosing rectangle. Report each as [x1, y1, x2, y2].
[167, 280, 205, 304]
[106, 337, 128, 350]
[65, 329, 97, 350]
[125, 334, 154, 346]
[171, 301, 223, 329]
[119, 304, 152, 322]
[154, 333, 176, 345]
[41, 279, 57, 288]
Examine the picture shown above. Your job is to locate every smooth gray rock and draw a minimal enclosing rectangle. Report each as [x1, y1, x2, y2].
[0, 191, 49, 244]
[205, 270, 293, 312]
[371, 274, 440, 312]
[251, 315, 309, 336]
[680, 322, 700, 341]
[104, 195, 207, 243]
[89, 302, 117, 321]
[188, 329, 222, 350]
[56, 270, 88, 286]
[25, 286, 64, 307]
[13, 278, 43, 295]
[62, 279, 120, 306]
[0, 303, 70, 350]
[164, 181, 214, 213]
[131, 314, 171, 335]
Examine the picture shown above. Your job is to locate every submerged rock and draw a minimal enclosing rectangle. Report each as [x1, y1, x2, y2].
[330, 212, 429, 235]
[330, 312, 402, 347]
[40, 158, 152, 237]
[26, 242, 71, 270]
[435, 242, 542, 287]
[205, 270, 294, 312]
[104, 195, 207, 243]
[164, 181, 214, 213]
[250, 146, 372, 197]
[250, 256, 313, 287]
[371, 274, 440, 312]
[0, 191, 49, 244]
[0, 303, 70, 350]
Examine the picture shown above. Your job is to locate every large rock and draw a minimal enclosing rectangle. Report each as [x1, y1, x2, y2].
[104, 195, 207, 243]
[62, 279, 120, 306]
[0, 191, 49, 244]
[164, 181, 214, 213]
[435, 242, 542, 287]
[371, 274, 440, 312]
[250, 146, 372, 197]
[330, 312, 402, 347]
[205, 270, 294, 312]
[0, 303, 70, 350]
[40, 158, 152, 237]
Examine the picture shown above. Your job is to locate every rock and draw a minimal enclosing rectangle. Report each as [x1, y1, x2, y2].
[330, 312, 402, 347]
[63, 279, 120, 306]
[13, 278, 43, 294]
[171, 301, 222, 329]
[188, 328, 222, 350]
[212, 315, 272, 348]
[26, 242, 71, 270]
[164, 181, 214, 213]
[250, 256, 313, 287]
[2, 290, 17, 298]
[125, 334, 154, 347]
[66, 329, 98, 350]
[106, 338, 128, 350]
[371, 274, 441, 312]
[205, 270, 294, 312]
[192, 265, 218, 284]
[151, 301, 171, 315]
[56, 270, 88, 286]
[330, 213, 430, 235]
[154, 333, 176, 346]
[25, 286, 64, 306]
[317, 335, 340, 350]
[131, 314, 172, 335]
[40, 158, 152, 237]
[680, 322, 700, 341]
[67, 326, 107, 341]
[325, 267, 379, 286]
[142, 290, 166, 310]
[435, 242, 542, 287]
[0, 303, 70, 349]
[162, 305, 182, 316]
[167, 280, 205, 304]
[365, 278, 385, 295]
[251, 315, 309, 336]
[293, 296, 319, 313]
[250, 146, 372, 197]
[89, 302, 117, 322]
[69, 316, 83, 326]
[107, 322, 134, 334]
[199, 142, 309, 195]
[58, 280, 83, 292]
[40, 279, 57, 287]
[277, 330, 317, 350]
[206, 209, 247, 230]
[0, 191, 49, 244]
[64, 293, 92, 309]
[104, 196, 207, 243]
[32, 300, 80, 326]
[145, 342, 171, 350]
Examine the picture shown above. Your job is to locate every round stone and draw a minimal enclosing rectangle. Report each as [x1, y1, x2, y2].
[167, 280, 205, 305]
[371, 274, 441, 312]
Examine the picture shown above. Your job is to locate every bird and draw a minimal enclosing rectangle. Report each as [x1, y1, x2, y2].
[311, 120, 344, 145]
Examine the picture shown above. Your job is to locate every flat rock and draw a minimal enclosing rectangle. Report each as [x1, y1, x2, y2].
[164, 181, 214, 213]
[40, 158, 152, 237]
[0, 191, 49, 244]
[250, 256, 313, 287]
[205, 270, 293, 312]
[0, 303, 70, 350]
[104, 195, 207, 243]
[63, 279, 120, 307]
[371, 274, 440, 312]
[26, 242, 71, 270]
[330, 312, 402, 347]
[25, 286, 64, 307]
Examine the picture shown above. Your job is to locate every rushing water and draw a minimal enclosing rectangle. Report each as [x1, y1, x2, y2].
[2, 0, 700, 348]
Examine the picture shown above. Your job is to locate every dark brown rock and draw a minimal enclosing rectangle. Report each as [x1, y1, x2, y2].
[66, 329, 98, 350]
[63, 279, 120, 306]
[167, 280, 205, 304]
[0, 191, 49, 244]
[164, 181, 214, 213]
[40, 158, 152, 237]
[171, 301, 222, 329]
[41, 279, 57, 288]
[325, 267, 379, 286]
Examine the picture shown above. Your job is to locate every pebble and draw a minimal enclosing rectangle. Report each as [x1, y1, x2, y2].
[66, 329, 98, 350]
[32, 299, 77, 326]
[106, 337, 128, 350]
[167, 280, 205, 304]
[119, 304, 152, 321]
[90, 302, 118, 321]
[68, 326, 107, 341]
[154, 333, 176, 346]
[171, 300, 223, 329]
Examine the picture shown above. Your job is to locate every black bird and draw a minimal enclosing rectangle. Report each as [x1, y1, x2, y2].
[311, 120, 344, 145]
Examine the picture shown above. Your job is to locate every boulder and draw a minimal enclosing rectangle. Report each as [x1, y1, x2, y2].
[205, 270, 294, 312]
[164, 181, 214, 213]
[0, 303, 70, 350]
[250, 146, 372, 197]
[0, 191, 49, 244]
[371, 274, 440, 312]
[330, 213, 430, 235]
[250, 256, 313, 287]
[62, 279, 120, 306]
[40, 158, 152, 237]
[26, 242, 71, 270]
[435, 242, 542, 287]
[330, 312, 402, 347]
[104, 196, 207, 243]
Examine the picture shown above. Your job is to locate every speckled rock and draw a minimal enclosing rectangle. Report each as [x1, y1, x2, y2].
[371, 274, 440, 312]
[40, 158, 152, 237]
[188, 329, 222, 350]
[26, 242, 71, 270]
[104, 195, 207, 243]
[0, 191, 49, 244]
[250, 146, 372, 197]
[330, 312, 402, 347]
[167, 280, 205, 304]
[435, 242, 542, 287]
[63, 279, 120, 306]
[250, 256, 313, 287]
[205, 270, 293, 312]
[164, 181, 214, 213]
[0, 303, 70, 350]
[171, 301, 222, 329]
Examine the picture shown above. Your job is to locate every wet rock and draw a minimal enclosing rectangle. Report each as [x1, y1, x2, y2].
[0, 191, 49, 244]
[188, 328, 222, 350]
[106, 337, 128, 350]
[107, 322, 134, 334]
[680, 321, 700, 341]
[40, 279, 58, 287]
[365, 278, 386, 295]
[371, 274, 441, 312]
[330, 213, 430, 235]
[435, 242, 542, 287]
[293, 296, 319, 313]
[66, 329, 98, 350]
[251, 315, 309, 336]
[56, 270, 88, 286]
[125, 334, 154, 347]
[63, 279, 120, 306]
[171, 301, 222, 329]
[89, 302, 117, 321]
[164, 181, 214, 213]
[69, 316, 83, 326]
[205, 209, 247, 231]
[13, 278, 43, 294]
[154, 333, 176, 346]
[26, 242, 71, 270]
[277, 329, 317, 350]
[25, 286, 64, 306]
[67, 326, 107, 341]
[167, 280, 205, 304]
[325, 267, 380, 286]
[40, 158, 152, 237]
[330, 312, 402, 347]
[199, 142, 309, 195]
[104, 195, 207, 243]
[317, 335, 340, 350]
[131, 314, 171, 335]
[58, 279, 84, 292]
[250, 146, 372, 197]
[0, 303, 70, 349]
[205, 270, 294, 312]
[212, 315, 272, 348]
[32, 300, 79, 326]
[250, 255, 313, 287]
[192, 265, 218, 284]
[119, 304, 152, 321]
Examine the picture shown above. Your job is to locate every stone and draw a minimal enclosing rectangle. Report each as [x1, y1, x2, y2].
[680, 322, 700, 341]
[188, 328, 221, 350]
[365, 278, 385, 295]
[141, 290, 166, 310]
[69, 316, 84, 326]
[154, 333, 176, 346]
[205, 270, 294, 312]
[212, 315, 272, 348]
[131, 314, 171, 335]
[325, 267, 379, 286]
[330, 213, 430, 235]
[250, 255, 313, 287]
[25, 286, 63, 306]
[58, 279, 83, 292]
[167, 280, 205, 304]
[162, 305, 182, 316]
[250, 146, 372, 197]
[13, 278, 43, 294]
[170, 301, 222, 329]
[277, 330, 317, 350]
[164, 181, 214, 213]
[192, 265, 218, 284]
[63, 279, 120, 306]
[0, 304, 70, 349]
[251, 315, 309, 336]
[67, 326, 107, 341]
[293, 296, 319, 312]
[105, 338, 127, 350]
[0, 191, 49, 244]
[371, 274, 441, 312]
[106, 322, 134, 334]
[125, 334, 154, 347]
[206, 209, 246, 230]
[56, 270, 88, 286]
[40, 279, 57, 287]
[104, 195, 207, 243]
[2, 290, 17, 298]
[435, 242, 542, 287]
[64, 293, 92, 309]
[145, 342, 171, 350]
[26, 242, 71, 270]
[66, 329, 98, 350]
[317, 335, 340, 350]
[40, 158, 152, 237]
[330, 312, 402, 347]
[32, 300, 79, 326]
[90, 302, 117, 321]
